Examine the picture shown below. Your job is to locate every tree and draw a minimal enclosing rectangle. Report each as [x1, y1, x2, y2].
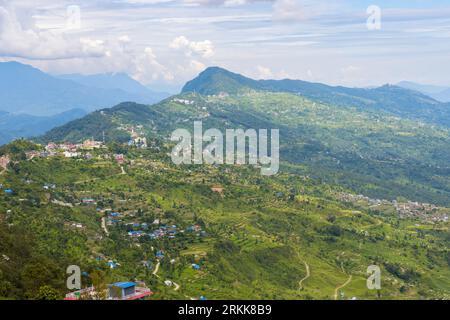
[34, 285, 60, 300]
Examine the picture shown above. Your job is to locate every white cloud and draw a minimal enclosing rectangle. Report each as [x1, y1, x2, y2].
[256, 65, 273, 79]
[133, 47, 174, 83]
[169, 35, 215, 58]
[2, 0, 450, 89]
[189, 59, 206, 72]
[272, 0, 332, 22]
[183, 0, 273, 6]
[0, 5, 107, 60]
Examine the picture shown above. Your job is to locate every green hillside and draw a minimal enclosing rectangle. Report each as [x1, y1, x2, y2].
[40, 90, 450, 206]
[3, 67, 449, 300]
[0, 141, 448, 300]
[183, 67, 450, 127]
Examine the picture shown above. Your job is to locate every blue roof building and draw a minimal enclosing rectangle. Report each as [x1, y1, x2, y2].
[109, 282, 136, 299]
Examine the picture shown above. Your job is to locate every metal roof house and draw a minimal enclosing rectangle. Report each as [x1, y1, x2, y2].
[108, 282, 152, 300]
[65, 282, 152, 300]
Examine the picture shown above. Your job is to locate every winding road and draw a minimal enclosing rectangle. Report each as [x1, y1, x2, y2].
[334, 275, 352, 300]
[152, 261, 160, 278]
[298, 261, 310, 291]
[101, 217, 109, 236]
[296, 251, 310, 291]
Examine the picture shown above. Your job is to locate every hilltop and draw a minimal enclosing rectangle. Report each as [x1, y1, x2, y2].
[183, 67, 450, 127]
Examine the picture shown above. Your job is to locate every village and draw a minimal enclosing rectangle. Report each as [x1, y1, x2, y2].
[0, 131, 217, 301]
[338, 192, 449, 223]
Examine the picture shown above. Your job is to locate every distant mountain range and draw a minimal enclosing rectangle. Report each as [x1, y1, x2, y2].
[183, 67, 450, 127]
[0, 109, 86, 146]
[397, 81, 450, 103]
[0, 61, 169, 116]
[0, 61, 170, 145]
[4, 63, 450, 149]
[57, 73, 169, 102]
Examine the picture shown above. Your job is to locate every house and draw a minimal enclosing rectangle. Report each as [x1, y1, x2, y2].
[64, 151, 79, 158]
[164, 280, 173, 287]
[25, 151, 40, 160]
[142, 260, 153, 269]
[60, 143, 77, 151]
[173, 98, 194, 105]
[108, 282, 152, 300]
[106, 260, 120, 269]
[82, 139, 103, 150]
[211, 186, 224, 194]
[45, 143, 58, 151]
[4, 189, 14, 195]
[129, 136, 148, 149]
[0, 155, 10, 170]
[128, 230, 144, 237]
[109, 212, 121, 217]
[192, 263, 201, 270]
[109, 282, 135, 298]
[186, 224, 202, 233]
[65, 282, 152, 300]
[82, 198, 96, 205]
[115, 154, 125, 164]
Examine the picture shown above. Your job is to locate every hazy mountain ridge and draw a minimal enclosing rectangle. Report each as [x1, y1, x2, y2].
[0, 61, 168, 116]
[0, 61, 170, 145]
[0, 109, 87, 146]
[398, 81, 450, 103]
[57, 73, 170, 102]
[183, 67, 450, 127]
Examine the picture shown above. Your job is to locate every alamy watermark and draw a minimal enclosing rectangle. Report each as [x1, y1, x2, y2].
[366, 265, 381, 290]
[170, 121, 279, 176]
[66, 265, 81, 290]
[66, 5, 81, 30]
[367, 5, 381, 30]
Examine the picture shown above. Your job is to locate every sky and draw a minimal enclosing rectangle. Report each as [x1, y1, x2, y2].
[0, 0, 450, 92]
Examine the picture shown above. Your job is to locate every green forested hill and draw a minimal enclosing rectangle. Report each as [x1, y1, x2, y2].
[39, 90, 450, 206]
[182, 67, 450, 127]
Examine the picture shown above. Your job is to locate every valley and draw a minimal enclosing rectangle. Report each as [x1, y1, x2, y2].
[0, 67, 449, 300]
